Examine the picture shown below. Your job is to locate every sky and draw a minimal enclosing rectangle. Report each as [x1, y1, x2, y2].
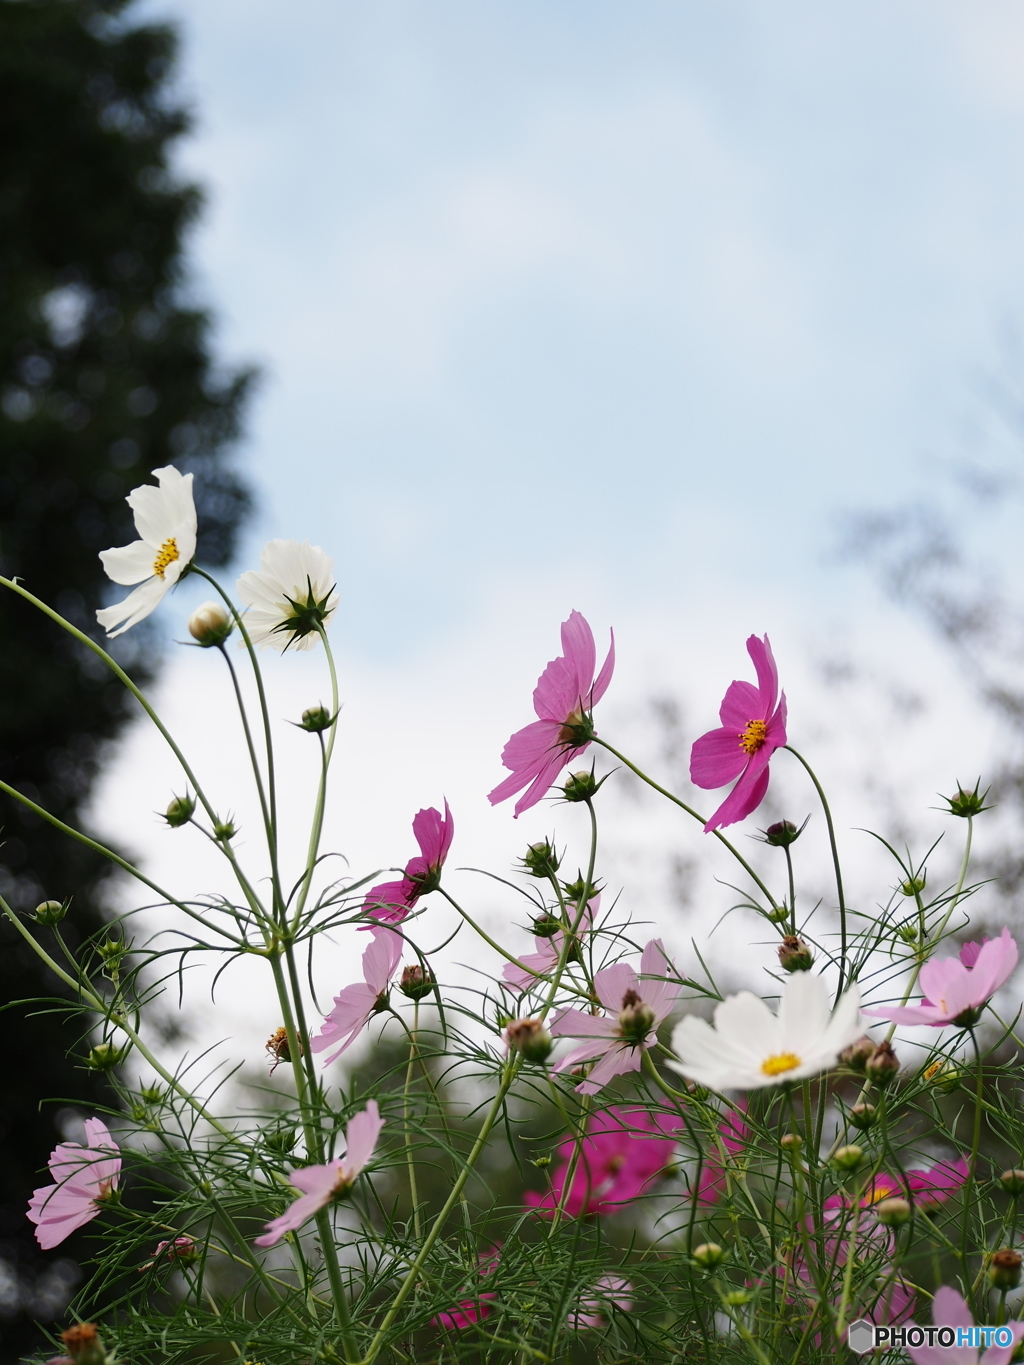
[87, 1, 1024, 1075]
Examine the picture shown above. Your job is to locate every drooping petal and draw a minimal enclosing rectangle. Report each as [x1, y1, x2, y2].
[702, 762, 770, 832]
[342, 1100, 383, 1178]
[96, 576, 170, 638]
[363, 927, 403, 993]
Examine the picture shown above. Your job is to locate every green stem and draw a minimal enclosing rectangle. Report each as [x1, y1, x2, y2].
[783, 746, 847, 995]
[292, 623, 341, 930]
[315, 1206, 359, 1361]
[962, 1030, 985, 1310]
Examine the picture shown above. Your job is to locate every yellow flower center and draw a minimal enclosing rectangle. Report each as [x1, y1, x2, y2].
[152, 537, 179, 578]
[761, 1051, 801, 1077]
[740, 718, 768, 755]
[865, 1181, 899, 1205]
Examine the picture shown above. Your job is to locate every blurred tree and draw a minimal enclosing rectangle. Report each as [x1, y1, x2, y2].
[0, 0, 253, 1356]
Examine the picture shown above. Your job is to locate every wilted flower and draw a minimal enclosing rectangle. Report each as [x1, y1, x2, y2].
[689, 633, 787, 832]
[907, 1285, 1024, 1364]
[27, 1118, 121, 1249]
[668, 973, 863, 1092]
[488, 611, 615, 818]
[569, 1275, 632, 1330]
[310, 929, 402, 1065]
[550, 940, 681, 1095]
[864, 928, 1018, 1028]
[96, 465, 197, 637]
[361, 801, 454, 926]
[265, 1026, 303, 1074]
[236, 539, 338, 652]
[56, 1323, 108, 1365]
[255, 1101, 383, 1246]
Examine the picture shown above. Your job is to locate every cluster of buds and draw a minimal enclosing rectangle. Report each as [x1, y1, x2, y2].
[187, 601, 233, 648]
[399, 964, 434, 1001]
[504, 1017, 553, 1065]
[777, 935, 813, 972]
[839, 1036, 877, 1073]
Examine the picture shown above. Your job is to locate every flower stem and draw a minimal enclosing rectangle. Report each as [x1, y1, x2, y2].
[782, 747, 847, 995]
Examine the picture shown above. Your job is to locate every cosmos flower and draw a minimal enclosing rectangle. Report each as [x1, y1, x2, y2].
[236, 539, 338, 652]
[27, 1118, 121, 1249]
[362, 801, 454, 926]
[96, 466, 197, 637]
[310, 929, 403, 1066]
[668, 973, 863, 1092]
[525, 1106, 683, 1218]
[864, 929, 1018, 1028]
[431, 1247, 499, 1331]
[824, 1157, 969, 1213]
[489, 610, 615, 818]
[502, 898, 596, 992]
[689, 634, 787, 832]
[907, 1286, 1024, 1364]
[550, 940, 681, 1095]
[255, 1101, 383, 1247]
[569, 1275, 633, 1330]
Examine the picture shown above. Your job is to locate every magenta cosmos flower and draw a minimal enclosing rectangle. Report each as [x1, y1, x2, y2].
[824, 1156, 968, 1213]
[502, 898, 597, 992]
[551, 940, 681, 1095]
[431, 1248, 500, 1331]
[27, 1118, 121, 1249]
[361, 801, 454, 926]
[908, 1286, 1024, 1364]
[526, 1106, 683, 1218]
[489, 611, 615, 818]
[865, 929, 1018, 1028]
[311, 929, 403, 1066]
[255, 1101, 383, 1247]
[690, 634, 787, 832]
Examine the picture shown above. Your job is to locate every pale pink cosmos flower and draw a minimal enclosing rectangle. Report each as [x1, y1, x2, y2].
[502, 898, 597, 992]
[27, 1118, 121, 1249]
[550, 940, 681, 1095]
[311, 929, 403, 1066]
[255, 1101, 383, 1247]
[865, 928, 1018, 1028]
[907, 1285, 1024, 1364]
[362, 801, 454, 926]
[431, 1247, 499, 1331]
[689, 634, 787, 832]
[489, 611, 615, 818]
[569, 1275, 633, 1330]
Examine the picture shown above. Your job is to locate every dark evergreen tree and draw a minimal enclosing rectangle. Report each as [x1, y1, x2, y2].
[0, 1, 253, 1355]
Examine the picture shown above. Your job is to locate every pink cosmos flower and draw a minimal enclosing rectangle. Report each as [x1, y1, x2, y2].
[255, 1101, 383, 1247]
[689, 634, 787, 832]
[27, 1118, 121, 1250]
[786, 1210, 915, 1339]
[502, 898, 597, 992]
[824, 1156, 969, 1213]
[569, 1275, 633, 1330]
[686, 1105, 749, 1205]
[525, 1106, 683, 1218]
[550, 940, 681, 1095]
[907, 1285, 1024, 1364]
[311, 929, 403, 1066]
[361, 801, 454, 925]
[488, 611, 615, 818]
[431, 1247, 499, 1331]
[864, 929, 1019, 1028]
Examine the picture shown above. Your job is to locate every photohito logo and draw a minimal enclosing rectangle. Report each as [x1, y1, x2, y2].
[847, 1318, 1016, 1352]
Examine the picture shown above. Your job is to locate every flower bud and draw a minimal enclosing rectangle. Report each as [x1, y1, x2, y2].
[900, 875, 926, 897]
[839, 1036, 877, 1074]
[505, 1017, 553, 1064]
[523, 839, 560, 878]
[692, 1242, 726, 1268]
[723, 1289, 752, 1306]
[87, 1042, 127, 1071]
[187, 601, 232, 647]
[617, 989, 656, 1044]
[299, 705, 333, 733]
[33, 899, 68, 926]
[59, 1324, 107, 1365]
[399, 964, 435, 1001]
[848, 1103, 878, 1131]
[531, 912, 562, 939]
[562, 769, 599, 802]
[164, 793, 195, 828]
[264, 1126, 298, 1154]
[875, 1197, 911, 1227]
[923, 1058, 962, 1093]
[780, 1132, 802, 1152]
[560, 875, 603, 903]
[765, 820, 802, 847]
[865, 1039, 900, 1087]
[778, 935, 814, 972]
[989, 1248, 1023, 1290]
[898, 922, 919, 943]
[213, 819, 236, 842]
[141, 1235, 200, 1271]
[1001, 1170, 1024, 1196]
[943, 779, 992, 818]
[833, 1144, 864, 1172]
[98, 937, 127, 972]
[767, 905, 792, 924]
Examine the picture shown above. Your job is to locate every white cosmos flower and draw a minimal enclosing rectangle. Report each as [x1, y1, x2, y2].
[667, 973, 863, 1092]
[236, 539, 338, 652]
[96, 466, 197, 638]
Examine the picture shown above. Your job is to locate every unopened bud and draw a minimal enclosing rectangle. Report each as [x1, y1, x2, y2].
[943, 780, 992, 818]
[1001, 1170, 1024, 1196]
[692, 1242, 726, 1268]
[875, 1197, 911, 1227]
[164, 793, 195, 828]
[767, 905, 792, 924]
[300, 705, 333, 733]
[990, 1248, 1023, 1290]
[898, 923, 919, 943]
[723, 1289, 752, 1306]
[98, 937, 127, 971]
[839, 1036, 877, 1074]
[139, 1085, 164, 1105]
[399, 964, 435, 1001]
[833, 1144, 864, 1172]
[60, 1323, 106, 1365]
[531, 912, 561, 939]
[187, 601, 232, 647]
[780, 1132, 802, 1152]
[900, 875, 926, 897]
[865, 1039, 900, 1087]
[563, 769, 599, 803]
[505, 1017, 553, 1064]
[778, 935, 814, 972]
[848, 1103, 878, 1131]
[523, 840, 560, 878]
[561, 875, 603, 903]
[764, 820, 802, 847]
[213, 819, 236, 841]
[264, 1126, 297, 1154]
[33, 899, 68, 926]
[87, 1041, 127, 1071]
[617, 989, 656, 1044]
[141, 1235, 199, 1271]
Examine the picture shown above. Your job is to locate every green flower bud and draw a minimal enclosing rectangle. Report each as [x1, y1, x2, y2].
[299, 705, 333, 733]
[399, 964, 435, 1001]
[531, 912, 562, 939]
[264, 1126, 298, 1154]
[767, 905, 792, 924]
[778, 935, 814, 972]
[898, 922, 919, 943]
[865, 1039, 900, 1087]
[839, 1036, 877, 1074]
[505, 1017, 553, 1064]
[900, 875, 926, 897]
[33, 899, 68, 926]
[87, 1041, 127, 1071]
[522, 839, 560, 878]
[98, 936, 127, 972]
[560, 875, 603, 903]
[562, 769, 599, 803]
[833, 1144, 864, 1172]
[723, 1289, 752, 1306]
[1000, 1170, 1024, 1196]
[764, 820, 802, 847]
[942, 779, 992, 818]
[692, 1242, 726, 1268]
[875, 1197, 911, 1227]
[188, 601, 233, 647]
[213, 819, 236, 841]
[989, 1248, 1023, 1290]
[164, 793, 195, 828]
[140, 1085, 165, 1105]
[780, 1133, 802, 1153]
